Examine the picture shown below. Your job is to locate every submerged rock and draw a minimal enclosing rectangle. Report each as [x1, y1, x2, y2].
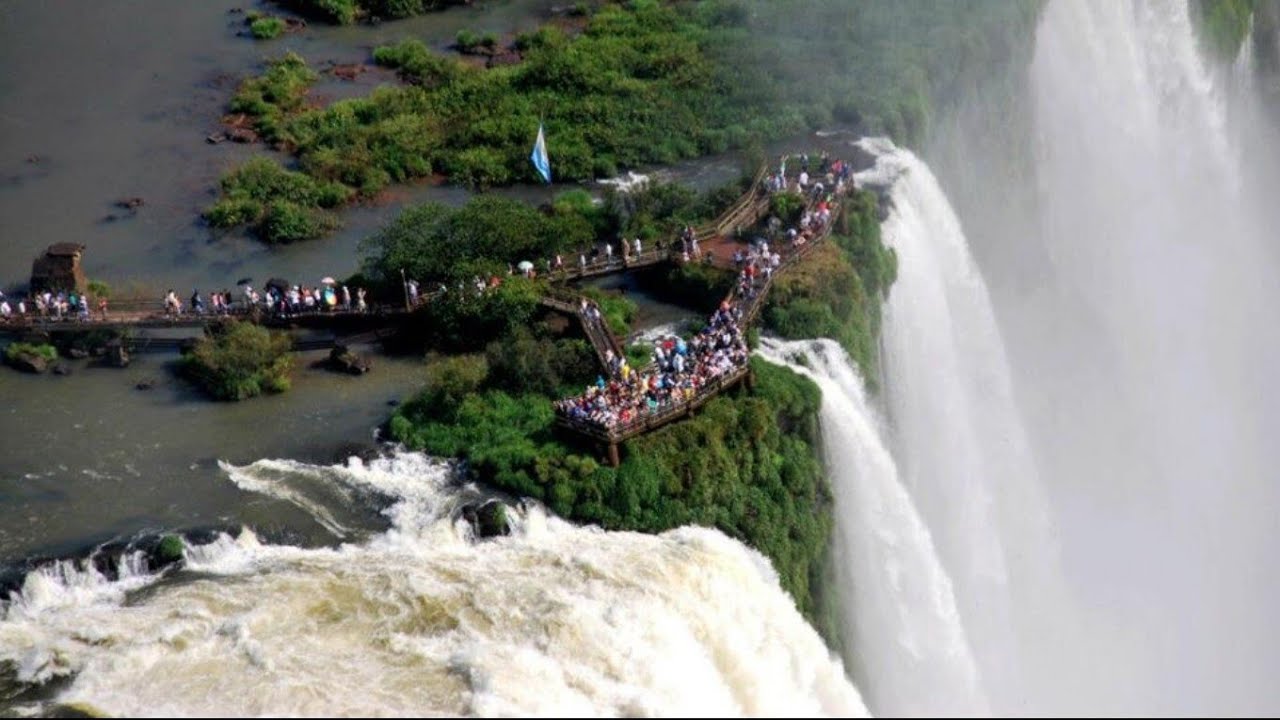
[52, 363, 71, 376]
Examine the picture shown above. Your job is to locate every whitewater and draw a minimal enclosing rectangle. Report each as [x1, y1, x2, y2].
[0, 453, 867, 717]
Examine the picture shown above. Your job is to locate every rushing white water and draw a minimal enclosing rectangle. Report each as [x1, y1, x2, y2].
[757, 338, 986, 716]
[920, 0, 1280, 713]
[0, 452, 867, 717]
[851, 140, 1060, 715]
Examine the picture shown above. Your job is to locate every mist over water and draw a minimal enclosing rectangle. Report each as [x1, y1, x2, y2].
[924, 0, 1280, 713]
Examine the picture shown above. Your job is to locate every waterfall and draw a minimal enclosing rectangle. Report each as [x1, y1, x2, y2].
[922, 0, 1280, 713]
[757, 338, 986, 717]
[0, 453, 868, 717]
[851, 140, 1060, 715]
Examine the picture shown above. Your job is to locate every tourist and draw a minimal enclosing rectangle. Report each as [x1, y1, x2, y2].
[356, 287, 367, 313]
[342, 285, 352, 311]
[98, 297, 108, 321]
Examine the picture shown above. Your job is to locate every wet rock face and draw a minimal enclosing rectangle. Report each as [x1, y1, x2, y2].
[328, 344, 372, 375]
[461, 500, 511, 539]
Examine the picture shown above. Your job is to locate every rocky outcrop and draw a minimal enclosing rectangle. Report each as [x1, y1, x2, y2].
[461, 500, 511, 539]
[149, 535, 185, 569]
[6, 350, 49, 374]
[328, 344, 371, 375]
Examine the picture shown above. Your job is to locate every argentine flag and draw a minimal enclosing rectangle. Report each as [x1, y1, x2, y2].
[530, 123, 552, 184]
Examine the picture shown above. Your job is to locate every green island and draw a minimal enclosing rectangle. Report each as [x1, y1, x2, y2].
[207, 0, 1042, 243]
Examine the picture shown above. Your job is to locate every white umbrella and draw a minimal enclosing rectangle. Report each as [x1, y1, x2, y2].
[321, 276, 337, 285]
[517, 261, 534, 272]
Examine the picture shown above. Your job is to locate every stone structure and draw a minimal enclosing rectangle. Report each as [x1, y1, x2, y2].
[30, 243, 87, 294]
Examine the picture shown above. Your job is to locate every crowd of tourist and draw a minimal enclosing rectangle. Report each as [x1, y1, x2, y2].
[554, 252, 767, 434]
[0, 289, 103, 322]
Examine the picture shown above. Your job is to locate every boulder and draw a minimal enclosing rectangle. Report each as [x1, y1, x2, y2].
[67, 347, 90, 359]
[52, 363, 72, 376]
[136, 378, 155, 391]
[6, 350, 48, 374]
[462, 500, 511, 540]
[150, 535, 185, 568]
[328, 344, 372, 375]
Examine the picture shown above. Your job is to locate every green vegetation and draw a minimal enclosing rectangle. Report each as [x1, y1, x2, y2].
[581, 287, 636, 337]
[5, 343, 57, 364]
[179, 321, 294, 401]
[359, 178, 741, 288]
[764, 190, 896, 385]
[250, 16, 288, 40]
[278, 0, 462, 24]
[1190, 0, 1258, 61]
[215, 1, 1039, 240]
[389, 356, 833, 621]
[153, 535, 185, 566]
[86, 280, 111, 299]
[204, 157, 347, 243]
[455, 29, 499, 54]
[227, 53, 318, 144]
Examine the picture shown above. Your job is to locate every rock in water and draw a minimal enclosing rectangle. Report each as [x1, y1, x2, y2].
[328, 344, 372, 375]
[105, 341, 129, 368]
[151, 535, 185, 568]
[52, 363, 72, 376]
[5, 350, 49, 374]
[477, 501, 511, 539]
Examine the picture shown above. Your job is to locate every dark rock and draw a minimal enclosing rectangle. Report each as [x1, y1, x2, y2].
[462, 501, 511, 540]
[151, 535, 185, 568]
[136, 379, 155, 390]
[115, 197, 145, 211]
[206, 133, 228, 145]
[328, 344, 372, 375]
[101, 213, 119, 223]
[387, 399, 400, 407]
[25, 154, 41, 164]
[104, 341, 129, 368]
[52, 363, 71, 376]
[67, 347, 89, 359]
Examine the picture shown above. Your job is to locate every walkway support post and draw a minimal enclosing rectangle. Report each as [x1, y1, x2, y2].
[607, 442, 620, 468]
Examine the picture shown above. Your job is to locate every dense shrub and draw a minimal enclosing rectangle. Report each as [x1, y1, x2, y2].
[764, 190, 896, 385]
[388, 357, 832, 619]
[5, 343, 57, 364]
[250, 16, 287, 40]
[204, 157, 347, 243]
[180, 322, 294, 401]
